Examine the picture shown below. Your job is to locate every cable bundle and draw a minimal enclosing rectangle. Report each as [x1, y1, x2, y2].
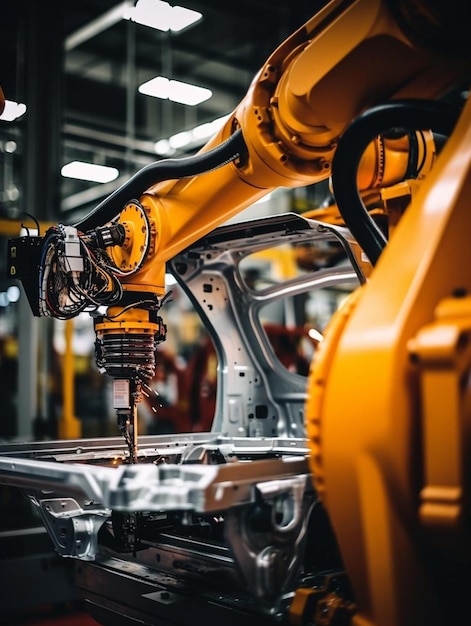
[38, 224, 123, 319]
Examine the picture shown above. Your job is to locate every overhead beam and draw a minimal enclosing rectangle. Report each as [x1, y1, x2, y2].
[65, 1, 133, 51]
[61, 174, 130, 212]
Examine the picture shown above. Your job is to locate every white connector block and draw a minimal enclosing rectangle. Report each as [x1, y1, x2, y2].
[63, 226, 84, 273]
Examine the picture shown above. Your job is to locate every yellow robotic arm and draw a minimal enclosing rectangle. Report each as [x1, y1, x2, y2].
[305, 92, 471, 626]
[67, 0, 469, 405]
[136, 0, 468, 266]
[75, 0, 470, 272]
[7, 3, 471, 623]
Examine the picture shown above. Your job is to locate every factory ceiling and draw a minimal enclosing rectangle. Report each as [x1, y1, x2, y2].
[0, 0, 319, 224]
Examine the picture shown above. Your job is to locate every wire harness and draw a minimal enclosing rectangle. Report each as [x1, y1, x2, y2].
[38, 223, 124, 319]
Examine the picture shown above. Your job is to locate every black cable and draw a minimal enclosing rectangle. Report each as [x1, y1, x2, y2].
[74, 128, 248, 233]
[330, 99, 461, 266]
[415, 131, 428, 175]
[405, 130, 419, 179]
[20, 211, 41, 236]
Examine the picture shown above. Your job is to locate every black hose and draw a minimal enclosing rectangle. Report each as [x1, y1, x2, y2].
[74, 128, 248, 232]
[330, 99, 461, 266]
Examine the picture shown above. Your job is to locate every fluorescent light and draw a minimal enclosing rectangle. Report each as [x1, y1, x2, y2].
[193, 115, 230, 140]
[154, 139, 173, 156]
[170, 5, 202, 31]
[7, 285, 21, 303]
[61, 161, 119, 183]
[154, 114, 230, 155]
[138, 76, 212, 106]
[169, 131, 193, 149]
[124, 0, 202, 32]
[0, 100, 27, 122]
[192, 121, 217, 140]
[4, 140, 17, 153]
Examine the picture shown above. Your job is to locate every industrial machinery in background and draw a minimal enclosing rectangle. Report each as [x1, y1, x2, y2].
[1, 1, 471, 625]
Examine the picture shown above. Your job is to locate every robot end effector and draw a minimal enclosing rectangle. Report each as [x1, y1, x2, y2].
[7, 130, 248, 457]
[7, 203, 168, 458]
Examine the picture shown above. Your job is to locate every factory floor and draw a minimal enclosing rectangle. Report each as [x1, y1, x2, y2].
[3, 603, 101, 626]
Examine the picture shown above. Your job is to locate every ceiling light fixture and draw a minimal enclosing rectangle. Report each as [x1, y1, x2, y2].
[154, 114, 230, 155]
[123, 0, 202, 33]
[0, 100, 27, 122]
[61, 161, 120, 183]
[138, 76, 212, 106]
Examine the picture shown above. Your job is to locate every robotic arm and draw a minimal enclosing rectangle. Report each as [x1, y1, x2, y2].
[6, 4, 471, 623]
[8, 0, 470, 458]
[9, 0, 468, 455]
